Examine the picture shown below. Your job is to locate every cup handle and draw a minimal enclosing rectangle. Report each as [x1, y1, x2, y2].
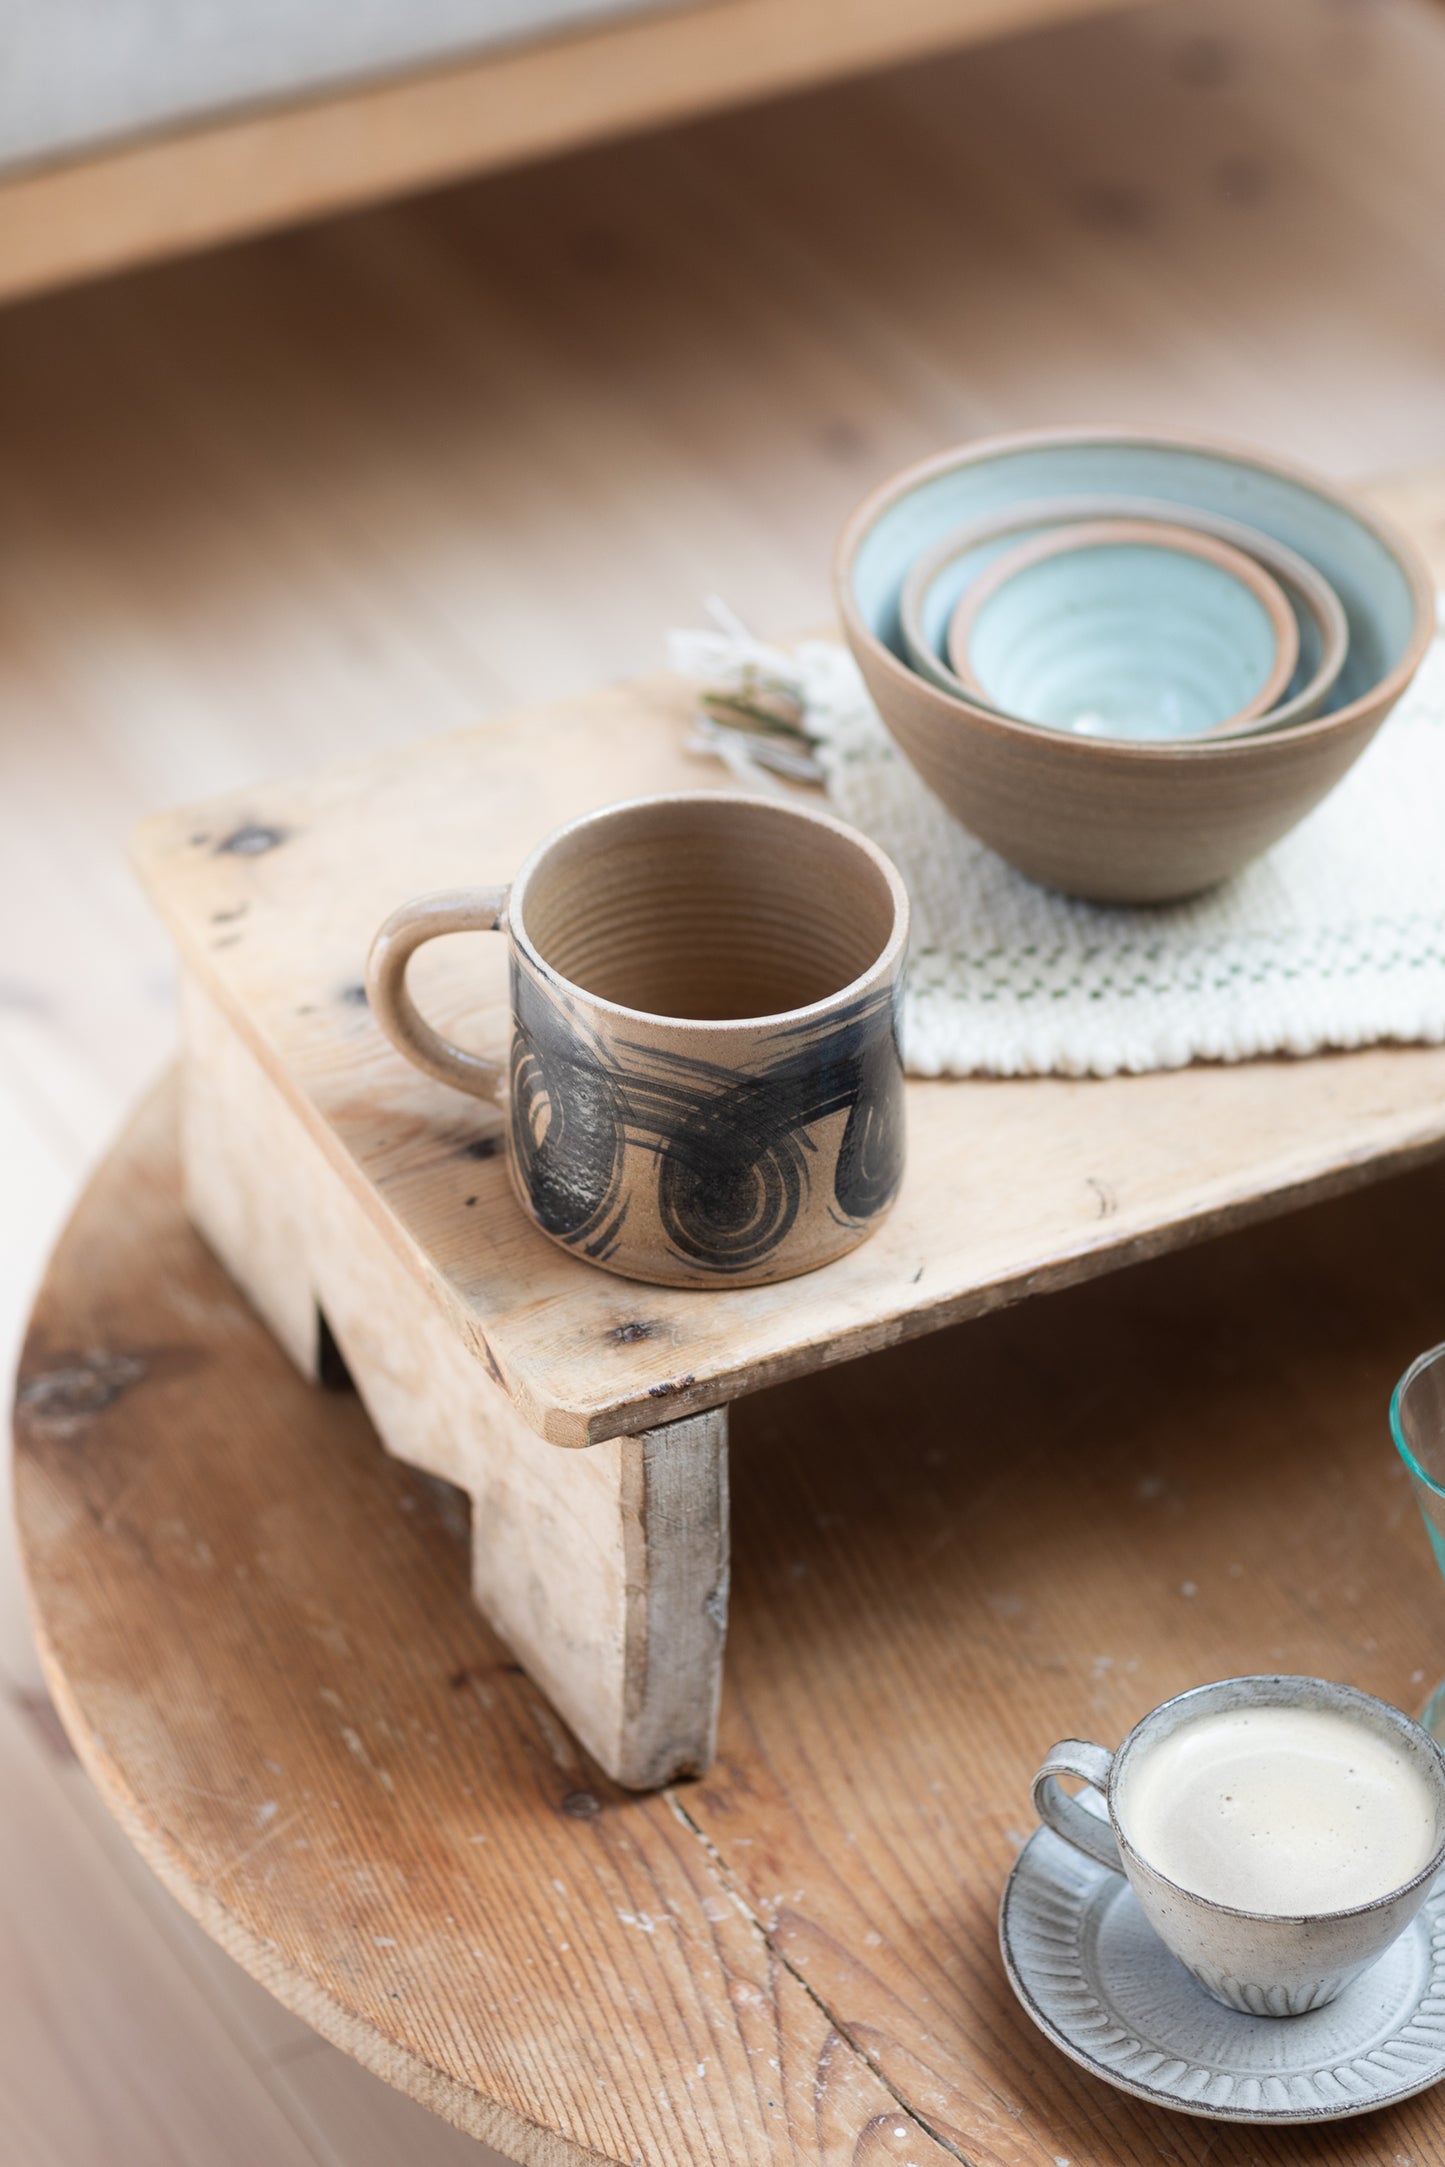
[366, 888, 511, 1103]
[1030, 1739, 1124, 1873]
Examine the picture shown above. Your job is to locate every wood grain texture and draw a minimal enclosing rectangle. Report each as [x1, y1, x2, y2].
[10, 5, 1445, 2155]
[184, 976, 729, 1788]
[13, 1080, 957, 2167]
[688, 1210, 1445, 2166]
[267, 2043, 524, 2167]
[11, 0, 1445, 1169]
[19, 1074, 1445, 2162]
[134, 647, 1445, 1448]
[0, 0, 1135, 306]
[0, 1685, 322, 2167]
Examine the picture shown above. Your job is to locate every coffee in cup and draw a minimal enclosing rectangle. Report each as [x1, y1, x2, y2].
[1032, 1676, 1445, 2016]
[1120, 1701, 1438, 1916]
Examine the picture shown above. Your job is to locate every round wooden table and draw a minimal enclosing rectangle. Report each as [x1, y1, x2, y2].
[15, 1075, 1445, 2166]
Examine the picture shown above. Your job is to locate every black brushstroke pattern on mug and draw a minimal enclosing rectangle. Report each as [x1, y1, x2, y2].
[508, 965, 904, 1273]
[508, 989, 627, 1243]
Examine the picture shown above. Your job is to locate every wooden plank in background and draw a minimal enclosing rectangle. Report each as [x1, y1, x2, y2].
[0, 1691, 326, 2167]
[7, 0, 1445, 1152]
[0, 0, 1137, 306]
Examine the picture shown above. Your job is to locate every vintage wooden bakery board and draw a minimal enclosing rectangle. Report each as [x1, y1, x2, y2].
[16, 1078, 1445, 2165]
[132, 661, 1445, 1451]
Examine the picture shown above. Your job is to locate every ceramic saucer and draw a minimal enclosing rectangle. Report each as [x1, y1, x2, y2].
[1000, 1822, 1445, 2123]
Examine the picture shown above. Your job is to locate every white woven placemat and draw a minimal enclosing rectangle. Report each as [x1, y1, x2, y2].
[670, 609, 1445, 1079]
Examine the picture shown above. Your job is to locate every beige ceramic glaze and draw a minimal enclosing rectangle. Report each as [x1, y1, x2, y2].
[837, 429, 1435, 904]
[1031, 1676, 1445, 2018]
[944, 516, 1300, 737]
[367, 791, 910, 1289]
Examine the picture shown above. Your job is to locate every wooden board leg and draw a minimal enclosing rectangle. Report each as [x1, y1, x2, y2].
[617, 1408, 729, 1788]
[182, 987, 323, 1382]
[179, 978, 729, 1787]
[468, 1405, 729, 1789]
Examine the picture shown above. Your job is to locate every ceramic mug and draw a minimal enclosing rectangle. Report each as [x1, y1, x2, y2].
[1032, 1676, 1445, 2016]
[366, 790, 909, 1289]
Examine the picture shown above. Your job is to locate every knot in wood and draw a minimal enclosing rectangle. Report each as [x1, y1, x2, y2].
[17, 1351, 148, 1433]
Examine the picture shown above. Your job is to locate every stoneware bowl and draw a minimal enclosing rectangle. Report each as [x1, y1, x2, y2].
[839, 430, 1433, 902]
[944, 518, 1299, 742]
[901, 492, 1349, 736]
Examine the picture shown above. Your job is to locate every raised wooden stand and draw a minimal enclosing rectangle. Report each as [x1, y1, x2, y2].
[130, 659, 1445, 1791]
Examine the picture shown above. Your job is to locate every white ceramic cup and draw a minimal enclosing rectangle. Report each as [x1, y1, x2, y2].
[1032, 1675, 1445, 2017]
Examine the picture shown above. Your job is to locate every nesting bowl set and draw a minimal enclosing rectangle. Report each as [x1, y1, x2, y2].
[835, 429, 1435, 903]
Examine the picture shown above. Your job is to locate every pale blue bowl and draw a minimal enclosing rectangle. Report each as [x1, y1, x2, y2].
[956, 531, 1291, 742]
[833, 430, 1435, 901]
[903, 495, 1349, 736]
[848, 432, 1423, 721]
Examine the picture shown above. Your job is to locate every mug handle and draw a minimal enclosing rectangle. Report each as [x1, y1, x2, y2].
[366, 888, 511, 1103]
[1030, 1740, 1124, 1873]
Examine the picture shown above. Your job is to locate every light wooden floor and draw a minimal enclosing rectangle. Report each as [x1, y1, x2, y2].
[5, 0, 1445, 2157]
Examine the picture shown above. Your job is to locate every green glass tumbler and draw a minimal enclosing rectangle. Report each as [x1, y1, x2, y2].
[1393, 1342, 1445, 1738]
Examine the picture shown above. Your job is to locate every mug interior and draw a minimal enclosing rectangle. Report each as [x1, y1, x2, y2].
[515, 795, 900, 1023]
[1110, 1675, 1445, 1918]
